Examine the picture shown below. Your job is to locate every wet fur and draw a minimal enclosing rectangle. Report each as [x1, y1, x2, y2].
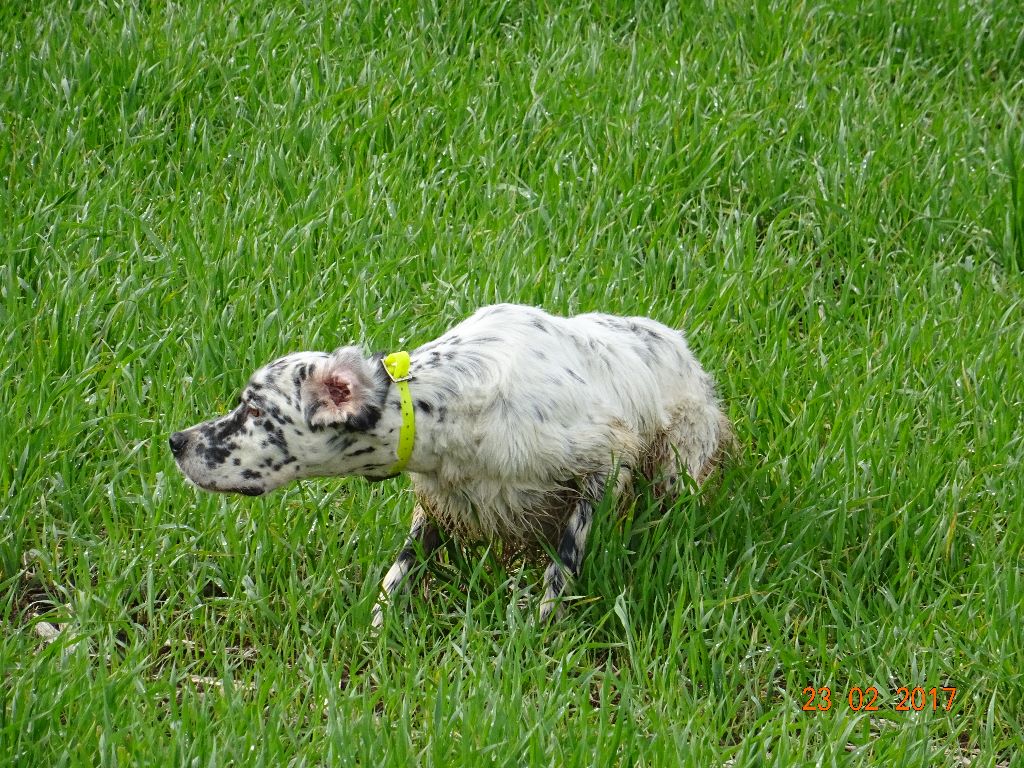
[170, 304, 733, 626]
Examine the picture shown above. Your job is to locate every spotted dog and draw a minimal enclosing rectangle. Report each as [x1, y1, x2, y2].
[170, 304, 733, 626]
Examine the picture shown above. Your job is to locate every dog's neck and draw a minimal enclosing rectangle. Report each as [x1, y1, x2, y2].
[366, 354, 450, 478]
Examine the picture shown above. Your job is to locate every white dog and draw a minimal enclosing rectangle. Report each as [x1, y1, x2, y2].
[170, 304, 732, 625]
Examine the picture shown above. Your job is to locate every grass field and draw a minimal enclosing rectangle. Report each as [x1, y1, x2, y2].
[3, 0, 1023, 764]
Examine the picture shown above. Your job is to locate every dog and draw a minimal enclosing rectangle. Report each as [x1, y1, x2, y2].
[170, 303, 732, 626]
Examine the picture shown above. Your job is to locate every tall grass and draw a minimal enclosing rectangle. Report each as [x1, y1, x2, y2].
[2, 1, 1022, 765]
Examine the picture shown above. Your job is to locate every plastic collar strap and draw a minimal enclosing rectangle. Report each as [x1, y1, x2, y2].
[382, 351, 415, 474]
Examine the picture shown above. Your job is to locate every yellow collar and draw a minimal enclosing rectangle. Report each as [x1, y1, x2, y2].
[382, 351, 415, 474]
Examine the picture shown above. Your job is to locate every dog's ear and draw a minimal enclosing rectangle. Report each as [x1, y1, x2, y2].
[304, 347, 377, 428]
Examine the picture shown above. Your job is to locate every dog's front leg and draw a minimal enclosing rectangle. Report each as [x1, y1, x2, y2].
[371, 505, 441, 628]
[539, 473, 608, 623]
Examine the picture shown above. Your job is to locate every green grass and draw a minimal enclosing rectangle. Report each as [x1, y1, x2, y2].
[2, 0, 1023, 764]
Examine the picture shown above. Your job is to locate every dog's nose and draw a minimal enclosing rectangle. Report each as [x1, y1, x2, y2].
[169, 431, 188, 457]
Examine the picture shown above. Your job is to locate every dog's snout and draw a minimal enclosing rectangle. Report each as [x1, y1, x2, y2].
[169, 431, 189, 457]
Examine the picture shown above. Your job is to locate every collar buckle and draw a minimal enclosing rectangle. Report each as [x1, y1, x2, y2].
[382, 351, 413, 383]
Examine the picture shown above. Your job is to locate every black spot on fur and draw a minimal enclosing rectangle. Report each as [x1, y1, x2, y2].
[531, 318, 550, 333]
[263, 401, 293, 425]
[232, 458, 241, 466]
[230, 486, 264, 496]
[558, 532, 579, 575]
[200, 440, 238, 468]
[262, 423, 289, 451]
[347, 446, 375, 457]
[329, 434, 356, 451]
[268, 456, 296, 471]
[564, 368, 586, 384]
[348, 405, 382, 432]
[305, 400, 328, 428]
[241, 469, 263, 480]
[557, 499, 595, 577]
[596, 316, 626, 330]
[394, 546, 417, 567]
[416, 400, 432, 415]
[206, 408, 246, 443]
[353, 461, 388, 473]
[546, 568, 564, 597]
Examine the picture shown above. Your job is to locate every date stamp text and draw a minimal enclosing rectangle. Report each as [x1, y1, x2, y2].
[801, 686, 957, 712]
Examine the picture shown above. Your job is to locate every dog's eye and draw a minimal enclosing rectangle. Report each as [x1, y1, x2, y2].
[246, 406, 262, 419]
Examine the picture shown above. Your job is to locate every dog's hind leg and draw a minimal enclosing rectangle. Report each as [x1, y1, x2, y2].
[650, 401, 733, 497]
[539, 468, 629, 623]
[371, 505, 441, 628]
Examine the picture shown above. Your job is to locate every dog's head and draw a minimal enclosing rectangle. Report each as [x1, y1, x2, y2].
[170, 347, 395, 496]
